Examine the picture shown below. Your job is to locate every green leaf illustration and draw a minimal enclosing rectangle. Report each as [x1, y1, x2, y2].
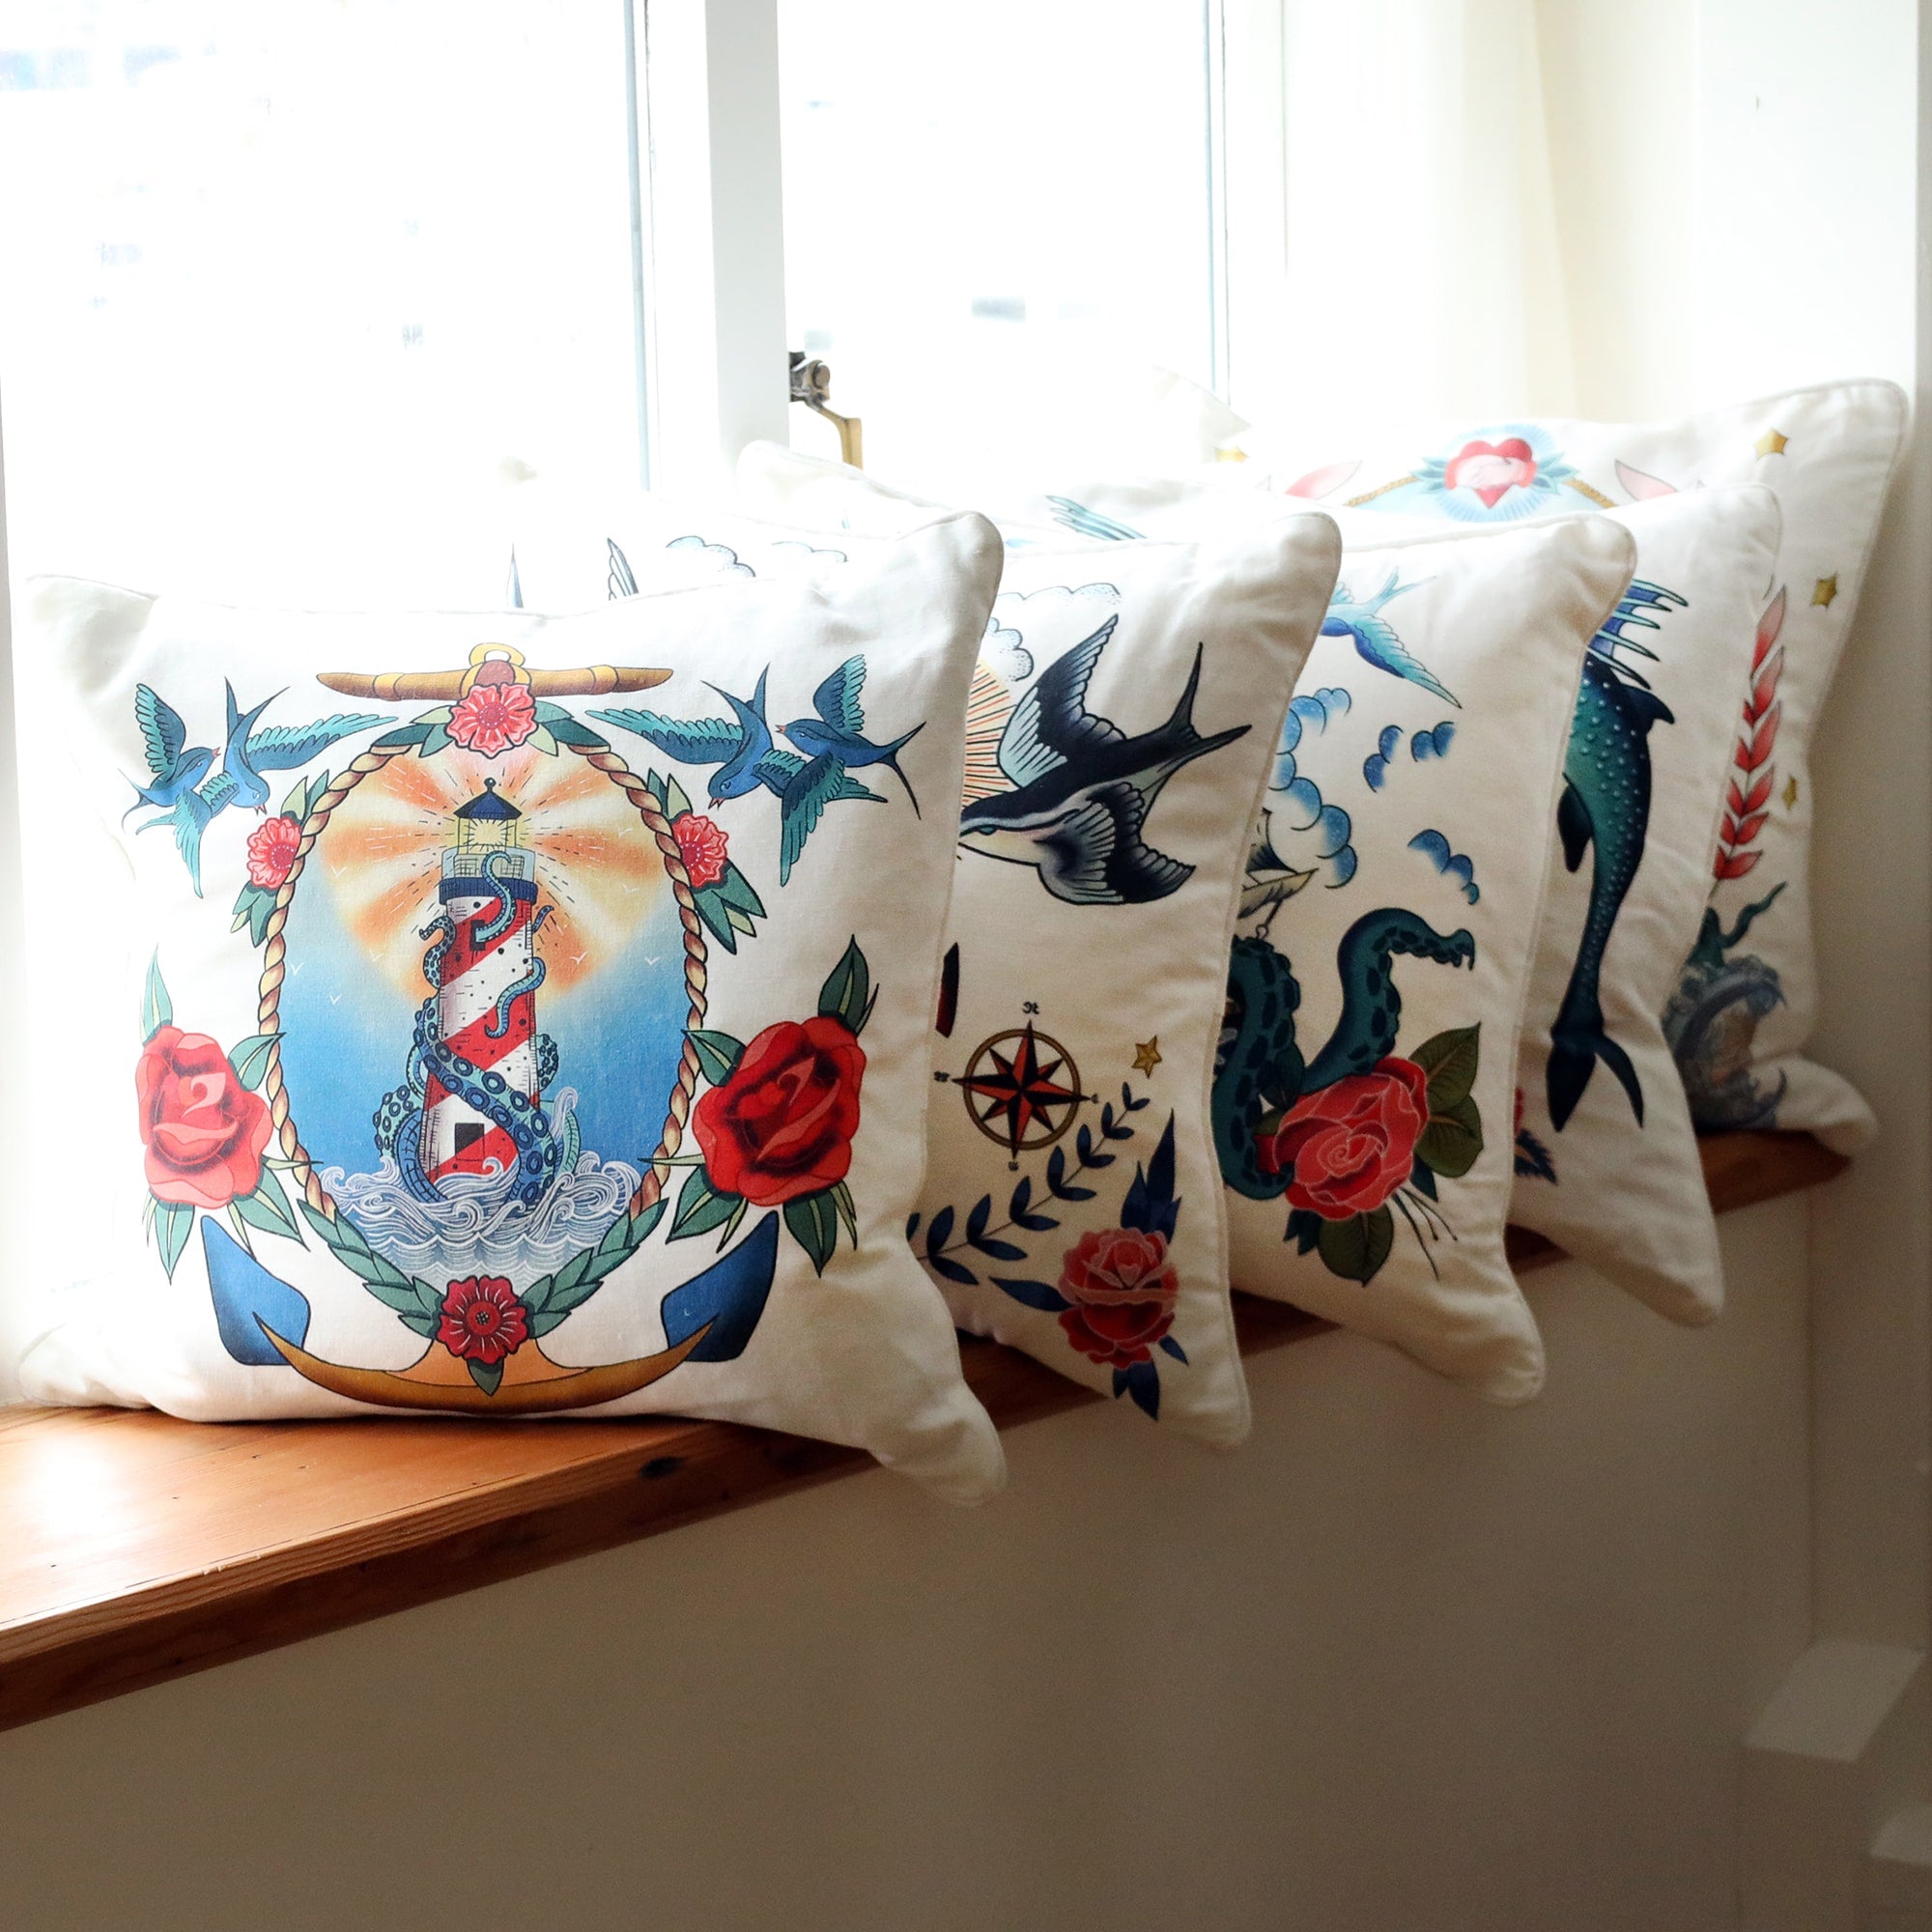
[831, 1179, 858, 1248]
[670, 1167, 743, 1242]
[688, 1029, 746, 1087]
[232, 1188, 298, 1245]
[238, 1161, 302, 1238]
[713, 1194, 748, 1251]
[230, 883, 278, 948]
[1412, 1023, 1482, 1113]
[142, 953, 172, 1041]
[1318, 1206, 1394, 1284]
[526, 725, 560, 757]
[783, 1189, 838, 1276]
[1416, 1093, 1484, 1179]
[415, 722, 453, 759]
[355, 1268, 437, 1319]
[662, 773, 695, 820]
[228, 1033, 281, 1092]
[467, 1357, 504, 1397]
[817, 937, 870, 1036]
[154, 1199, 192, 1279]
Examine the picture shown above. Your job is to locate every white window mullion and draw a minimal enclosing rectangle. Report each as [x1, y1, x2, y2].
[0, 396, 26, 1398]
[640, 0, 792, 488]
[1217, 0, 1290, 427]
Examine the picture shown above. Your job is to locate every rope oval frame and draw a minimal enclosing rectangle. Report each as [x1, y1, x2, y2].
[252, 738, 709, 1233]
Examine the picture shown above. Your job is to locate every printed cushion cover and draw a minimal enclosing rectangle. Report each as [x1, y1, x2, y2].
[1231, 382, 1907, 1153]
[16, 514, 1013, 1502]
[1021, 476, 1784, 1327]
[737, 446, 1636, 1401]
[524, 493, 1343, 1440]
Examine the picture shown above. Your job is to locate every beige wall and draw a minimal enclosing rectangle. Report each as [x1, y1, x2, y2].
[0, 1206, 1810, 1932]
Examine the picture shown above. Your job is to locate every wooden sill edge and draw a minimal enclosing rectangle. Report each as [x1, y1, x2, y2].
[0, 1130, 1846, 1734]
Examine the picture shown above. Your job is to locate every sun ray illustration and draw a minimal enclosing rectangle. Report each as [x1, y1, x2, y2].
[321, 748, 668, 998]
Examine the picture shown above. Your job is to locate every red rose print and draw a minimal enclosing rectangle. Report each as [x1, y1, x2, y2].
[244, 812, 303, 890]
[1443, 437, 1537, 508]
[437, 1275, 530, 1365]
[694, 1015, 866, 1207]
[449, 680, 538, 757]
[673, 812, 730, 891]
[1257, 1057, 1431, 1219]
[135, 1025, 274, 1210]
[1056, 1226, 1179, 1368]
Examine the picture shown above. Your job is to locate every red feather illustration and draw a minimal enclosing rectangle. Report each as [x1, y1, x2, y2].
[1713, 587, 1786, 882]
[1284, 459, 1361, 500]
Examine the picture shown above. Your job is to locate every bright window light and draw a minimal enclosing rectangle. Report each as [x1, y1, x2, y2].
[0, 2, 644, 599]
[777, 0, 1221, 485]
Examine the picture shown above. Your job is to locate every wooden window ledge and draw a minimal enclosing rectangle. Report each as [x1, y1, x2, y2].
[0, 1131, 1844, 1734]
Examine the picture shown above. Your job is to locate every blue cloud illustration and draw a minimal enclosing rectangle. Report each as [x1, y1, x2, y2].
[1272, 688, 1355, 885]
[664, 535, 754, 578]
[1363, 724, 1403, 791]
[1408, 828, 1480, 904]
[767, 539, 849, 567]
[1411, 720, 1456, 761]
[980, 618, 1032, 681]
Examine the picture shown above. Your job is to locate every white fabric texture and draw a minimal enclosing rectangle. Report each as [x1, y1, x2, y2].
[738, 443, 1634, 1401]
[1000, 473, 1785, 1327]
[525, 488, 1342, 1441]
[1231, 382, 1906, 1153]
[16, 517, 1009, 1501]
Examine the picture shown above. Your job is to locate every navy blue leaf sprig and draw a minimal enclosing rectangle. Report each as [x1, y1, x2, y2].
[920, 1082, 1150, 1289]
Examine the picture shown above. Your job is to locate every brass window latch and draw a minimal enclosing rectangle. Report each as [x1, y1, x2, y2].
[788, 351, 864, 469]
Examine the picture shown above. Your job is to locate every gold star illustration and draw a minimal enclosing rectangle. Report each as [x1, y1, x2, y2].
[1131, 1037, 1163, 1075]
[1754, 428, 1789, 459]
[1783, 777, 1800, 810]
[1813, 574, 1839, 607]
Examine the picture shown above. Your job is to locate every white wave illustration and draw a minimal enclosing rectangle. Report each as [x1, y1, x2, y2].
[324, 1093, 641, 1290]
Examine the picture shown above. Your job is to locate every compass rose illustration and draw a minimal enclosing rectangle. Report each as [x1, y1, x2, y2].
[941, 1021, 1097, 1167]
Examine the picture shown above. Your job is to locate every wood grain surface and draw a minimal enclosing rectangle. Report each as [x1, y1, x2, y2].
[0, 1131, 1846, 1734]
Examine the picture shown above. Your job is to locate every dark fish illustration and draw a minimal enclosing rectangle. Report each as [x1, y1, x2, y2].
[1547, 581, 1684, 1128]
[957, 617, 1248, 906]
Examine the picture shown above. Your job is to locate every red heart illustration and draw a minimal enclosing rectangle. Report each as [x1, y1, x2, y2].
[1443, 437, 1536, 508]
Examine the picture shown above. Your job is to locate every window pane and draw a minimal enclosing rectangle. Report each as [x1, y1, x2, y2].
[778, 0, 1218, 484]
[0, 2, 642, 599]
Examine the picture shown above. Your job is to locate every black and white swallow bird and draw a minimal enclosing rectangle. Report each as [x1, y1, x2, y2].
[957, 617, 1248, 906]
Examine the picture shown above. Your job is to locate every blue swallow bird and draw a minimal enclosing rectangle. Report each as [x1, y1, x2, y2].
[593, 668, 783, 807]
[136, 682, 387, 896]
[1322, 571, 1459, 706]
[781, 658, 924, 813]
[958, 618, 1248, 906]
[123, 685, 214, 824]
[593, 667, 883, 882]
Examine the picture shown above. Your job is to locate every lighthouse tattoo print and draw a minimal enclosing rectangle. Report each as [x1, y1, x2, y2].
[22, 521, 1009, 1499]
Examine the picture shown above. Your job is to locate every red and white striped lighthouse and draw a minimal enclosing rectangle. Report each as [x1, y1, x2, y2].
[420, 780, 543, 1189]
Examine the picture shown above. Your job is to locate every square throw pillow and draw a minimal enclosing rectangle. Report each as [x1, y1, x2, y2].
[736, 445, 1634, 1402]
[16, 514, 1013, 1502]
[1007, 473, 1785, 1328]
[550, 492, 1343, 1440]
[1233, 382, 1907, 1153]
[1211, 516, 1633, 1397]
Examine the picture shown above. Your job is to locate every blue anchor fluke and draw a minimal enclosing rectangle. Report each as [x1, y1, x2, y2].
[660, 1211, 779, 1363]
[203, 1218, 311, 1366]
